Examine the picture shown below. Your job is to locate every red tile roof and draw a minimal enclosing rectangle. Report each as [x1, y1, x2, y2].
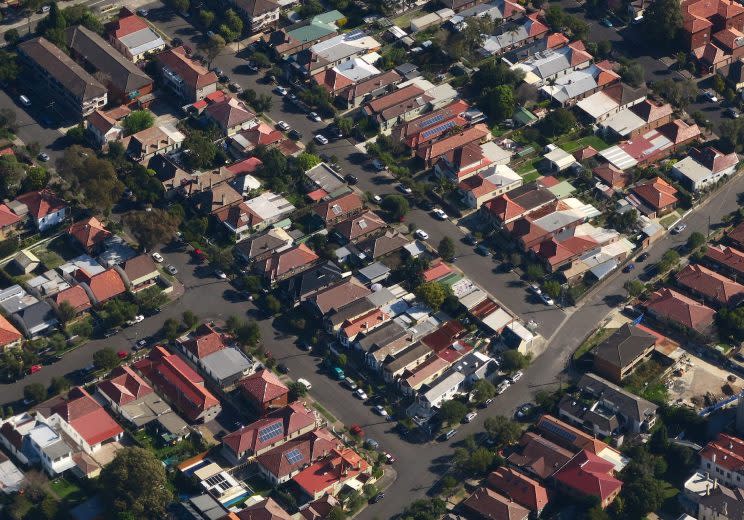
[340, 308, 390, 340]
[156, 46, 218, 89]
[729, 221, 744, 247]
[84, 268, 127, 303]
[421, 320, 467, 352]
[631, 177, 678, 211]
[459, 174, 498, 199]
[487, 467, 549, 513]
[333, 210, 386, 242]
[236, 498, 292, 520]
[554, 450, 622, 503]
[53, 285, 92, 313]
[292, 447, 369, 496]
[436, 341, 473, 364]
[256, 428, 338, 480]
[68, 217, 110, 250]
[422, 260, 453, 282]
[239, 369, 289, 406]
[108, 9, 149, 38]
[417, 124, 490, 163]
[206, 99, 256, 130]
[365, 84, 425, 114]
[706, 245, 744, 275]
[227, 157, 263, 175]
[676, 263, 744, 306]
[312, 68, 355, 94]
[15, 189, 67, 220]
[97, 365, 153, 406]
[314, 192, 364, 223]
[630, 99, 674, 123]
[462, 487, 530, 520]
[646, 287, 716, 331]
[700, 433, 744, 472]
[240, 122, 283, 147]
[52, 387, 123, 446]
[593, 163, 631, 189]
[261, 243, 320, 282]
[506, 431, 575, 479]
[536, 415, 609, 454]
[181, 323, 227, 359]
[0, 204, 21, 229]
[0, 314, 21, 347]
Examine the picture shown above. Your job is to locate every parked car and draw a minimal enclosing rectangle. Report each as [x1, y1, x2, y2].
[370, 493, 385, 503]
[103, 328, 120, 338]
[308, 111, 321, 122]
[344, 174, 358, 185]
[414, 229, 429, 240]
[372, 159, 386, 171]
[637, 252, 650, 262]
[540, 293, 555, 306]
[214, 269, 227, 279]
[496, 380, 510, 394]
[117, 351, 128, 359]
[432, 208, 448, 220]
[515, 402, 533, 419]
[623, 263, 636, 273]
[464, 411, 478, 423]
[528, 283, 542, 295]
[126, 315, 144, 326]
[373, 405, 388, 416]
[703, 90, 718, 102]
[475, 244, 490, 256]
[350, 424, 364, 436]
[480, 398, 494, 408]
[297, 378, 312, 390]
[440, 429, 457, 441]
[273, 86, 288, 96]
[134, 338, 149, 350]
[314, 134, 329, 145]
[600, 18, 613, 26]
[151, 252, 164, 263]
[276, 120, 291, 131]
[672, 223, 687, 234]
[37, 153, 49, 162]
[166, 265, 178, 275]
[19, 95, 31, 107]
[354, 388, 368, 400]
[277, 363, 289, 374]
[136, 8, 149, 16]
[383, 452, 396, 464]
[726, 107, 741, 118]
[397, 184, 412, 194]
[510, 370, 524, 383]
[343, 377, 357, 390]
[464, 233, 478, 246]
[365, 438, 380, 450]
[372, 194, 382, 204]
[332, 367, 345, 380]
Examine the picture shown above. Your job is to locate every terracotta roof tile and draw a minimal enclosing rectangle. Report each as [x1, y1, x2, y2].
[239, 369, 289, 405]
[646, 287, 716, 331]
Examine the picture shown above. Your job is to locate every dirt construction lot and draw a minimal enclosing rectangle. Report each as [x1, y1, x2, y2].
[666, 350, 740, 408]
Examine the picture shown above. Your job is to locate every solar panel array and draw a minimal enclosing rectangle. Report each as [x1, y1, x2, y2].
[421, 120, 457, 140]
[285, 448, 304, 465]
[541, 420, 577, 443]
[258, 422, 284, 443]
[418, 113, 446, 129]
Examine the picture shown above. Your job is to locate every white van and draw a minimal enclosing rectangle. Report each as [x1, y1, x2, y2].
[297, 378, 312, 390]
[19, 95, 31, 107]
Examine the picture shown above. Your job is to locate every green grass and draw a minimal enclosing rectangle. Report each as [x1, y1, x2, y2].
[313, 402, 336, 423]
[34, 249, 64, 269]
[624, 359, 669, 405]
[659, 211, 682, 229]
[557, 135, 610, 153]
[573, 327, 618, 360]
[44, 235, 83, 261]
[522, 170, 541, 183]
[49, 478, 81, 500]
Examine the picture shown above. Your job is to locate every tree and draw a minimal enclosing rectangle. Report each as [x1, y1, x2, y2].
[288, 381, 308, 401]
[183, 132, 218, 170]
[8, 493, 32, 520]
[621, 62, 645, 87]
[544, 280, 562, 300]
[225, 9, 243, 34]
[525, 263, 545, 281]
[381, 194, 409, 220]
[93, 348, 120, 371]
[55, 147, 123, 214]
[162, 318, 180, 341]
[653, 78, 698, 109]
[170, 0, 190, 12]
[124, 209, 181, 250]
[23, 383, 46, 403]
[439, 400, 468, 425]
[401, 499, 447, 520]
[199, 9, 215, 28]
[298, 0, 324, 17]
[236, 321, 260, 347]
[624, 279, 646, 298]
[182, 311, 199, 330]
[250, 51, 270, 68]
[483, 415, 521, 446]
[649, 424, 670, 453]
[101, 447, 173, 519]
[416, 282, 449, 309]
[135, 286, 167, 315]
[122, 110, 155, 135]
[658, 249, 680, 272]
[0, 50, 18, 84]
[22, 166, 49, 192]
[262, 294, 282, 315]
[252, 94, 273, 113]
[335, 116, 353, 136]
[643, 0, 683, 46]
[327, 507, 346, 520]
[622, 477, 666, 518]
[544, 5, 565, 30]
[480, 85, 515, 122]
[472, 379, 496, 403]
[437, 237, 456, 262]
[540, 108, 576, 136]
[4, 28, 19, 44]
[502, 350, 529, 371]
[49, 376, 70, 396]
[202, 33, 225, 66]
[296, 152, 321, 172]
[57, 300, 76, 323]
[687, 231, 705, 250]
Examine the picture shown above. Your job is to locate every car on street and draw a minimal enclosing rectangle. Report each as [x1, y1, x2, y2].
[171, 37, 183, 47]
[432, 208, 448, 220]
[354, 388, 368, 400]
[475, 244, 490, 256]
[326, 124, 344, 139]
[373, 405, 388, 416]
[273, 86, 288, 96]
[37, 153, 49, 162]
[19, 94, 31, 107]
[166, 265, 178, 275]
[276, 120, 290, 131]
[343, 377, 357, 390]
[350, 424, 364, 436]
[417, 199, 434, 210]
[365, 438, 380, 450]
[104, 328, 121, 338]
[464, 411, 478, 423]
[496, 380, 510, 394]
[600, 18, 613, 27]
[371, 159, 386, 171]
[726, 107, 741, 118]
[397, 184, 412, 194]
[134, 338, 148, 350]
[372, 194, 382, 204]
[464, 233, 478, 246]
[637, 252, 650, 262]
[246, 61, 259, 72]
[703, 90, 718, 102]
[137, 8, 149, 16]
[510, 370, 524, 383]
[297, 378, 312, 390]
[151, 252, 164, 263]
[214, 269, 227, 279]
[672, 223, 687, 234]
[288, 129, 302, 140]
[383, 452, 396, 464]
[623, 263, 635, 273]
[414, 229, 429, 240]
[117, 350, 128, 359]
[344, 174, 358, 185]
[211, 67, 224, 77]
[528, 283, 542, 295]
[277, 363, 289, 374]
[540, 293, 555, 305]
[126, 315, 144, 326]
[480, 398, 494, 408]
[308, 111, 321, 122]
[370, 493, 385, 503]
[440, 428, 457, 441]
[228, 82, 240, 92]
[515, 402, 533, 419]
[314, 134, 328, 145]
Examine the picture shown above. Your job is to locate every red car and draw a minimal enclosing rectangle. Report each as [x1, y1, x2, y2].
[117, 351, 128, 359]
[193, 248, 207, 263]
[350, 424, 364, 437]
[29, 364, 41, 374]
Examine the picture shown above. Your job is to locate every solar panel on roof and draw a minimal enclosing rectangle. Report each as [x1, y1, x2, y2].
[285, 448, 304, 464]
[258, 422, 283, 443]
[541, 420, 577, 442]
[419, 113, 445, 129]
[421, 120, 457, 139]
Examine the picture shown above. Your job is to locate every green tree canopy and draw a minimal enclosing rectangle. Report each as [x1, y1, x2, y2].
[439, 400, 468, 425]
[471, 379, 496, 403]
[23, 383, 46, 403]
[93, 348, 120, 371]
[381, 194, 409, 220]
[539, 108, 576, 137]
[502, 350, 529, 371]
[124, 209, 181, 250]
[122, 110, 155, 135]
[437, 237, 456, 262]
[483, 415, 521, 447]
[416, 282, 450, 309]
[183, 132, 218, 170]
[643, 0, 683, 46]
[687, 231, 706, 250]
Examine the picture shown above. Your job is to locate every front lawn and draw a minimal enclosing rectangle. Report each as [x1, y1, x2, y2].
[556, 135, 610, 153]
[659, 211, 683, 229]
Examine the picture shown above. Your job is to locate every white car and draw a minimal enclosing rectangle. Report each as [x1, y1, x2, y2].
[496, 380, 510, 394]
[672, 223, 687, 234]
[432, 208, 448, 220]
[214, 269, 227, 279]
[308, 111, 321, 122]
[354, 388, 368, 400]
[414, 229, 429, 240]
[273, 86, 288, 96]
[374, 405, 388, 416]
[166, 265, 178, 275]
[510, 370, 524, 383]
[373, 195, 382, 204]
[704, 90, 718, 102]
[528, 283, 541, 295]
[151, 252, 164, 263]
[297, 378, 312, 390]
[276, 120, 291, 131]
[464, 411, 478, 423]
[397, 184, 412, 194]
[540, 293, 555, 306]
[126, 315, 144, 326]
[314, 134, 329, 145]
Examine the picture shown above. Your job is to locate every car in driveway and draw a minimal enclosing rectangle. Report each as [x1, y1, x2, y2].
[166, 265, 178, 275]
[440, 429, 457, 441]
[151, 252, 164, 263]
[703, 90, 718, 102]
[273, 86, 288, 96]
[540, 293, 555, 306]
[276, 120, 291, 131]
[126, 315, 144, 326]
[515, 402, 534, 419]
[308, 111, 321, 122]
[277, 363, 289, 374]
[37, 153, 50, 162]
[414, 229, 429, 240]
[432, 208, 448, 220]
[246, 61, 259, 72]
[314, 134, 329, 145]
[19, 94, 31, 107]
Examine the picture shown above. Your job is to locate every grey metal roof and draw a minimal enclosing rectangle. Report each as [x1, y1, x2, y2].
[200, 348, 253, 382]
[357, 320, 407, 352]
[578, 372, 658, 422]
[118, 27, 165, 57]
[357, 261, 391, 283]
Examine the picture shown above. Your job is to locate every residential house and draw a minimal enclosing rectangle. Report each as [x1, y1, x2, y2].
[292, 447, 370, 501]
[17, 37, 107, 117]
[646, 287, 716, 333]
[0, 413, 74, 476]
[593, 163, 632, 190]
[391, 99, 470, 150]
[11, 301, 58, 338]
[199, 347, 254, 389]
[0, 452, 24, 494]
[356, 261, 391, 284]
[339, 308, 391, 346]
[236, 498, 292, 520]
[310, 277, 371, 316]
[283, 261, 345, 305]
[363, 84, 433, 131]
[133, 346, 222, 423]
[0, 315, 22, 350]
[10, 249, 39, 275]
[299, 495, 341, 520]
[487, 467, 549, 516]
[383, 342, 434, 382]
[672, 146, 739, 192]
[553, 450, 623, 509]
[234, 227, 293, 264]
[290, 31, 381, 77]
[121, 123, 186, 162]
[214, 191, 295, 240]
[14, 190, 69, 231]
[66, 25, 154, 106]
[221, 402, 318, 465]
[203, 98, 257, 136]
[696, 481, 744, 520]
[355, 231, 409, 261]
[177, 323, 227, 364]
[304, 162, 347, 196]
[232, 0, 281, 33]
[480, 182, 556, 227]
[513, 40, 593, 87]
[266, 10, 346, 59]
[67, 217, 110, 253]
[705, 244, 744, 278]
[479, 13, 550, 57]
[630, 177, 678, 217]
[457, 164, 523, 209]
[239, 369, 289, 415]
[256, 428, 338, 485]
[76, 268, 128, 305]
[434, 141, 493, 182]
[342, 69, 402, 108]
[505, 198, 601, 251]
[156, 46, 218, 102]
[106, 8, 166, 62]
[461, 487, 530, 520]
[258, 243, 320, 284]
[120, 254, 160, 293]
[52, 285, 92, 316]
[418, 124, 492, 167]
[333, 210, 386, 244]
[0, 204, 21, 239]
[86, 109, 126, 150]
[699, 433, 744, 488]
[506, 431, 575, 479]
[729, 221, 744, 248]
[313, 57, 382, 99]
[314, 192, 364, 227]
[540, 61, 621, 106]
[676, 263, 744, 307]
[229, 122, 283, 155]
[592, 323, 657, 384]
[595, 97, 675, 139]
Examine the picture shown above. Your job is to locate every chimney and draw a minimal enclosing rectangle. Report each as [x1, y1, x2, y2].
[221, 193, 225, 206]
[713, 453, 717, 463]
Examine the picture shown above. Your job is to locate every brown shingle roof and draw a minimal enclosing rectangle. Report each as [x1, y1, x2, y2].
[121, 254, 158, 282]
[312, 278, 371, 315]
[333, 210, 386, 242]
[314, 192, 364, 223]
